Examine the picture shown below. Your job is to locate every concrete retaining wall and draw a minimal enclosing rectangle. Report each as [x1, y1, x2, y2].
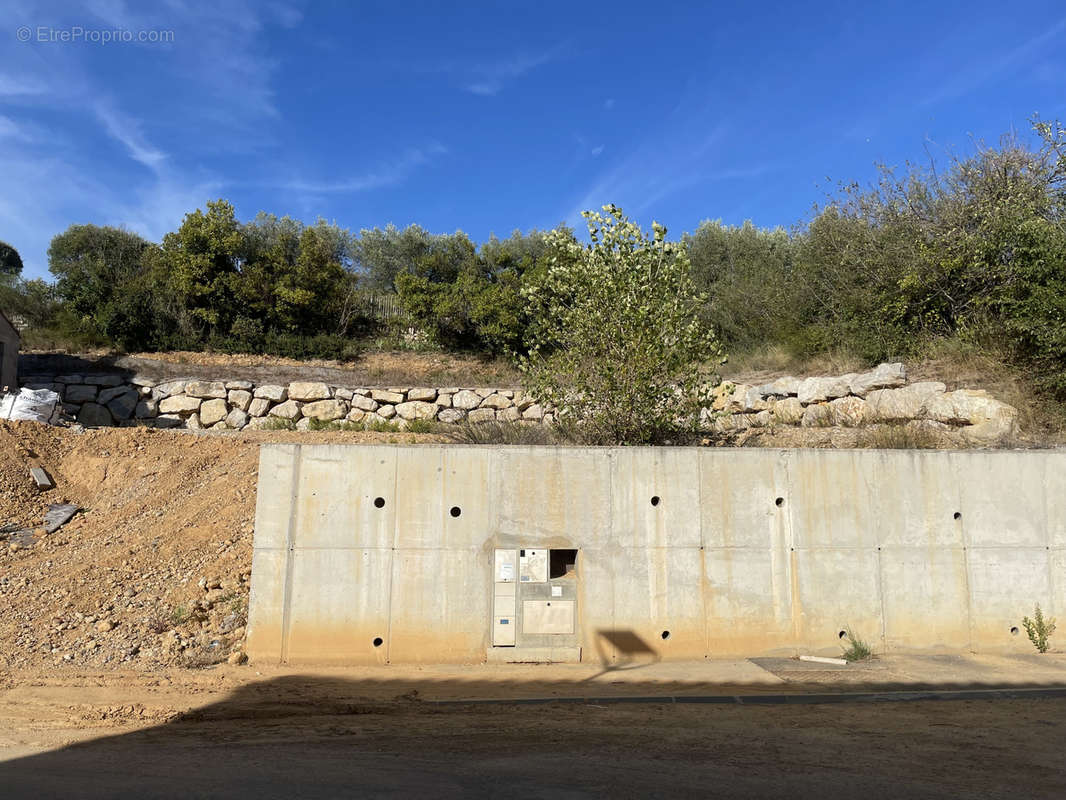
[246, 445, 1066, 665]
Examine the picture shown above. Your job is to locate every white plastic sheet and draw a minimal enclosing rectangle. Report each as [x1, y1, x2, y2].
[0, 387, 62, 424]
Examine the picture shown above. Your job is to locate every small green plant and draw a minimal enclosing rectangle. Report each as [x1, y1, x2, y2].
[169, 605, 190, 626]
[363, 417, 404, 433]
[1022, 605, 1056, 653]
[447, 420, 563, 445]
[404, 418, 440, 434]
[261, 416, 296, 431]
[840, 627, 873, 661]
[306, 417, 363, 432]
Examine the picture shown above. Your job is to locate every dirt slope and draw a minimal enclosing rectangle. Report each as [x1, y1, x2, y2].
[0, 422, 444, 672]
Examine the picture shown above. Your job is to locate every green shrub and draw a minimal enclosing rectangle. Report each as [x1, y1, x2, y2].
[447, 421, 561, 445]
[520, 205, 723, 445]
[1022, 605, 1056, 653]
[841, 627, 873, 661]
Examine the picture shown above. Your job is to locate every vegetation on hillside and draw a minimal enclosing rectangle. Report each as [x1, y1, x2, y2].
[2, 116, 1065, 404]
[520, 206, 721, 444]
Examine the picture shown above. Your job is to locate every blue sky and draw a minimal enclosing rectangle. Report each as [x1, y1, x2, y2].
[2, 1, 1065, 279]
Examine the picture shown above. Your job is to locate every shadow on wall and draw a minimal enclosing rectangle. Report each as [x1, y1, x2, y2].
[17, 352, 137, 381]
[585, 629, 662, 681]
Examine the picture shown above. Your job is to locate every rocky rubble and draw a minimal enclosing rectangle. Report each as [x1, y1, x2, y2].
[708, 362, 1018, 443]
[0, 424, 258, 671]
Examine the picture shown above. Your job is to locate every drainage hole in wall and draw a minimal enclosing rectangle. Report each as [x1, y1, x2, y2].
[661, 630, 671, 640]
[775, 497, 784, 507]
[373, 497, 385, 509]
[650, 495, 661, 507]
[838, 630, 848, 639]
[1010, 627, 1019, 636]
[953, 511, 962, 520]
[450, 506, 462, 518]
[373, 637, 384, 647]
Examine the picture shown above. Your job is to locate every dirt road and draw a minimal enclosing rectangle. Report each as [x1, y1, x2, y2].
[2, 683, 1064, 798]
[2, 661, 1066, 798]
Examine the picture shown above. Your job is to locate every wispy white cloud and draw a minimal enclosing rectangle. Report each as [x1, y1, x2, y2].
[94, 103, 168, 171]
[275, 143, 448, 194]
[0, 74, 50, 96]
[464, 46, 564, 96]
[590, 145, 604, 157]
[921, 16, 1066, 107]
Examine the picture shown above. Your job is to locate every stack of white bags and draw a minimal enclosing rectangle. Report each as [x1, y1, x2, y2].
[0, 387, 62, 425]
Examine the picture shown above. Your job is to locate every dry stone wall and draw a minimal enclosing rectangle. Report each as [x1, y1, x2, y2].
[708, 362, 1018, 442]
[17, 361, 1018, 441]
[16, 374, 550, 431]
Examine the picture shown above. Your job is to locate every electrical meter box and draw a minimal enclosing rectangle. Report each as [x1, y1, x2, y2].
[490, 547, 580, 660]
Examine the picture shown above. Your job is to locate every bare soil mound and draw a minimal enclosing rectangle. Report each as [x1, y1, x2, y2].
[0, 422, 444, 672]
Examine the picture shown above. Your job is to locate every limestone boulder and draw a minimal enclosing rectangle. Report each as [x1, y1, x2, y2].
[350, 395, 378, 412]
[225, 408, 250, 430]
[302, 399, 348, 422]
[247, 398, 272, 417]
[452, 390, 482, 410]
[268, 400, 302, 421]
[479, 393, 514, 410]
[395, 400, 437, 420]
[755, 376, 800, 397]
[288, 382, 332, 402]
[253, 385, 287, 402]
[370, 389, 404, 404]
[467, 407, 497, 423]
[522, 404, 545, 421]
[244, 417, 274, 431]
[98, 385, 132, 405]
[827, 395, 869, 427]
[199, 398, 229, 426]
[225, 380, 254, 390]
[797, 375, 852, 405]
[749, 410, 773, 427]
[64, 384, 97, 404]
[106, 389, 139, 421]
[713, 414, 752, 433]
[771, 397, 804, 425]
[154, 380, 188, 397]
[800, 403, 832, 428]
[497, 406, 521, 422]
[377, 404, 396, 419]
[228, 389, 253, 411]
[185, 380, 228, 399]
[406, 387, 437, 402]
[158, 395, 202, 415]
[848, 362, 906, 396]
[437, 408, 465, 424]
[933, 390, 1019, 441]
[866, 382, 946, 422]
[85, 374, 124, 387]
[78, 402, 114, 427]
[346, 408, 367, 423]
[135, 399, 158, 419]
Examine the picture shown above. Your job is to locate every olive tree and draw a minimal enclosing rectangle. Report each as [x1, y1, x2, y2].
[520, 205, 723, 444]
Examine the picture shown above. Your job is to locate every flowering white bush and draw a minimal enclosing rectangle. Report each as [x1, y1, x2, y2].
[519, 205, 723, 444]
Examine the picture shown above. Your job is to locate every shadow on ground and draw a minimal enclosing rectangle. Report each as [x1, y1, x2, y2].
[3, 670, 1066, 799]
